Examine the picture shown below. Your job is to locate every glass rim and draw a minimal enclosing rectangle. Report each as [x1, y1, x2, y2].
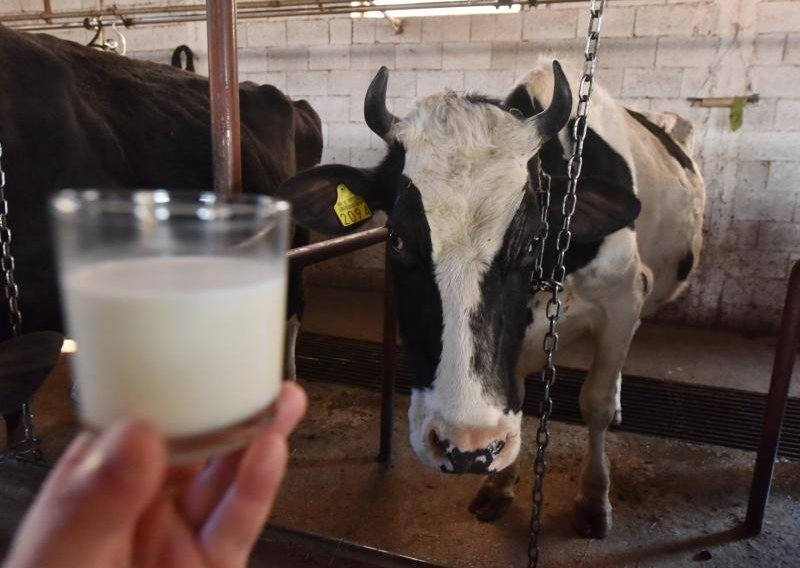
[50, 189, 291, 220]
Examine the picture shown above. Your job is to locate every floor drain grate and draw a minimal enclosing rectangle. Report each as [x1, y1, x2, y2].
[296, 333, 799, 460]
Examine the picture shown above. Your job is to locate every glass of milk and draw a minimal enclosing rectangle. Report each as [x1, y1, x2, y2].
[51, 189, 290, 462]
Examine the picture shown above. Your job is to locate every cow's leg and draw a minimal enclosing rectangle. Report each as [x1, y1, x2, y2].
[284, 313, 301, 380]
[574, 309, 640, 538]
[468, 458, 520, 522]
[612, 371, 623, 426]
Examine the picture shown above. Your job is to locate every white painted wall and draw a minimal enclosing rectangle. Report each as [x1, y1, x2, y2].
[1, 0, 799, 332]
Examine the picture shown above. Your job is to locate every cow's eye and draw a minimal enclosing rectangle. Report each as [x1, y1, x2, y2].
[389, 229, 405, 254]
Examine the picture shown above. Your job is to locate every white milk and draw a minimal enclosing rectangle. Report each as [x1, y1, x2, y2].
[64, 256, 286, 437]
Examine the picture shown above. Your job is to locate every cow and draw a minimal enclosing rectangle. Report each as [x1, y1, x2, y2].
[278, 60, 705, 538]
[0, 24, 321, 386]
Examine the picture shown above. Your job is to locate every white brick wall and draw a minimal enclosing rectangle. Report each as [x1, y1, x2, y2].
[12, 0, 800, 332]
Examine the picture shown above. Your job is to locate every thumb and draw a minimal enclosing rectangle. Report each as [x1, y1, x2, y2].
[6, 421, 167, 568]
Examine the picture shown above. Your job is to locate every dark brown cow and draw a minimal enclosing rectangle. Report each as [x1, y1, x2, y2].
[0, 24, 322, 362]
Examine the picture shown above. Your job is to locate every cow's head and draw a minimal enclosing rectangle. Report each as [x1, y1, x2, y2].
[279, 61, 638, 474]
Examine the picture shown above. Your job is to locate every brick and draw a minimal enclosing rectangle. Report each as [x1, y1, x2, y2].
[600, 37, 657, 69]
[442, 42, 491, 70]
[758, 222, 800, 251]
[351, 44, 396, 70]
[385, 71, 417, 97]
[287, 71, 328, 96]
[635, 4, 716, 37]
[736, 161, 770, 193]
[287, 20, 329, 46]
[423, 16, 471, 42]
[724, 250, 792, 279]
[244, 21, 286, 47]
[470, 15, 496, 42]
[733, 191, 796, 222]
[266, 47, 308, 71]
[786, 34, 800, 65]
[753, 34, 787, 66]
[328, 123, 377, 148]
[238, 48, 268, 74]
[417, 71, 464, 97]
[376, 18, 422, 43]
[350, 147, 387, 168]
[491, 41, 517, 70]
[757, 2, 800, 34]
[304, 96, 351, 123]
[309, 46, 350, 70]
[321, 146, 351, 165]
[352, 19, 376, 44]
[389, 96, 418, 117]
[752, 66, 800, 98]
[622, 68, 682, 98]
[522, 8, 578, 40]
[330, 19, 352, 45]
[680, 67, 712, 98]
[657, 37, 719, 68]
[577, 6, 635, 38]
[720, 276, 789, 308]
[396, 44, 442, 70]
[721, 219, 760, 251]
[495, 13, 523, 41]
[516, 39, 583, 74]
[718, 302, 782, 333]
[775, 100, 800, 132]
[739, 133, 800, 161]
[767, 161, 800, 192]
[253, 72, 286, 91]
[464, 70, 516, 95]
[328, 70, 375, 95]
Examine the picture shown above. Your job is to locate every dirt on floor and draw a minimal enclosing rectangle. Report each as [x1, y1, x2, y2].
[2, 356, 799, 568]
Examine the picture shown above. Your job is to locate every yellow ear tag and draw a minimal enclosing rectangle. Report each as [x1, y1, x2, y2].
[333, 183, 372, 227]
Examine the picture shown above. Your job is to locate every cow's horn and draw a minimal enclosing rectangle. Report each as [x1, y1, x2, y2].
[531, 61, 573, 143]
[364, 66, 399, 141]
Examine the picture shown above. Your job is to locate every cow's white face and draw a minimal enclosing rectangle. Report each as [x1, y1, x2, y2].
[279, 61, 586, 475]
[391, 96, 544, 473]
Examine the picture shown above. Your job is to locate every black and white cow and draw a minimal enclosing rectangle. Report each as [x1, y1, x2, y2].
[279, 60, 705, 537]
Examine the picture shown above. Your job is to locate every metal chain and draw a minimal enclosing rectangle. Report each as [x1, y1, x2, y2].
[0, 144, 41, 462]
[0, 144, 22, 337]
[527, 2, 606, 566]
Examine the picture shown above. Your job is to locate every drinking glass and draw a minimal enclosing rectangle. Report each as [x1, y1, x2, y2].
[51, 189, 290, 462]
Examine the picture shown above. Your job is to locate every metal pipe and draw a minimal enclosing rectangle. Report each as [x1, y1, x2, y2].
[378, 240, 397, 463]
[206, 0, 242, 196]
[3, 0, 586, 31]
[744, 259, 800, 535]
[287, 227, 388, 268]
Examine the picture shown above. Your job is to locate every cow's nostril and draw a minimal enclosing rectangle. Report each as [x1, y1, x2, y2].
[431, 430, 448, 451]
[487, 439, 506, 456]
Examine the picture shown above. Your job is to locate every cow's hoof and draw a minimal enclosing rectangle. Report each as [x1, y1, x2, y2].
[572, 500, 612, 538]
[468, 486, 514, 522]
[612, 409, 622, 426]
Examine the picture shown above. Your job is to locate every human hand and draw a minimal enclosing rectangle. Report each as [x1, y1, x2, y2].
[3, 382, 307, 568]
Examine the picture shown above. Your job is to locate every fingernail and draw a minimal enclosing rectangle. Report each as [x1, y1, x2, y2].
[73, 421, 138, 485]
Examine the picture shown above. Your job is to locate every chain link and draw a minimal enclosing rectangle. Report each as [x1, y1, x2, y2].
[0, 144, 22, 337]
[527, 2, 605, 566]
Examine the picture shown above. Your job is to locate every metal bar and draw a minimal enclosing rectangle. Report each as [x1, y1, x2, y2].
[744, 260, 800, 535]
[2, 0, 586, 30]
[378, 241, 397, 463]
[287, 227, 388, 269]
[206, 0, 242, 196]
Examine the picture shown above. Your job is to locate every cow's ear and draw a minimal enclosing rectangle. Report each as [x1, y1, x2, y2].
[548, 176, 641, 243]
[504, 84, 538, 119]
[275, 164, 381, 236]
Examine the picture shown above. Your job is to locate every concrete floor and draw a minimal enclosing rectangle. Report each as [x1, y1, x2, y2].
[4, 366, 798, 567]
[1, 285, 798, 566]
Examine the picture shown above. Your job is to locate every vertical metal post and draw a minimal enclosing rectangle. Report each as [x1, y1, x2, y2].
[206, 0, 242, 196]
[744, 260, 800, 535]
[378, 242, 397, 463]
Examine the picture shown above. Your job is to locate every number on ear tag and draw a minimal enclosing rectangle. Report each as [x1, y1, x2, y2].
[333, 184, 372, 227]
